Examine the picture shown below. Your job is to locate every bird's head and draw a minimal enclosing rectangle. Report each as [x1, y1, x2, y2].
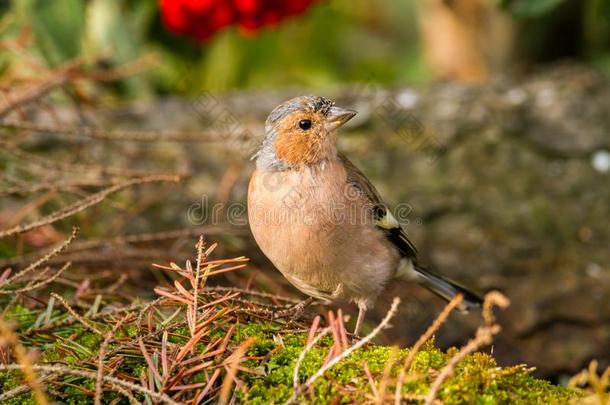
[254, 95, 356, 170]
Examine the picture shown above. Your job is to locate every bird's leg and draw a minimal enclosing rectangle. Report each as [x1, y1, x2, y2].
[273, 296, 314, 320]
[353, 303, 367, 338]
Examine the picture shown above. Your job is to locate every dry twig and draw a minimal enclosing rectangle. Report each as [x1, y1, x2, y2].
[424, 292, 510, 405]
[0, 175, 181, 239]
[394, 293, 464, 404]
[0, 227, 78, 288]
[0, 120, 230, 142]
[218, 336, 257, 405]
[95, 313, 135, 405]
[0, 66, 75, 119]
[286, 297, 401, 404]
[0, 364, 181, 405]
[0, 319, 49, 405]
[50, 293, 104, 336]
[0, 262, 71, 295]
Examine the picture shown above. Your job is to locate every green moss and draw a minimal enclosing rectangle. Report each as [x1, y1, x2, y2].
[436, 352, 577, 405]
[40, 331, 103, 365]
[0, 372, 36, 405]
[0, 369, 125, 404]
[125, 324, 139, 338]
[168, 325, 191, 345]
[233, 321, 281, 341]
[2, 306, 579, 404]
[3, 305, 39, 326]
[231, 326, 579, 404]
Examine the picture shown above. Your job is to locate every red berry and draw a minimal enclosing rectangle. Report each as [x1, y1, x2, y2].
[234, 0, 259, 14]
[160, 0, 188, 33]
[160, 0, 318, 42]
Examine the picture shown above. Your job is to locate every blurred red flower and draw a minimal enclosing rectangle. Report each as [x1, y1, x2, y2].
[160, 0, 318, 42]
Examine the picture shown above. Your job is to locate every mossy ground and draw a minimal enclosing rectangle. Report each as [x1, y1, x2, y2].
[0, 307, 580, 404]
[232, 322, 578, 404]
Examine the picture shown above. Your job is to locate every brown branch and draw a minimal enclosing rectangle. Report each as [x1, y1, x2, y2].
[0, 319, 48, 405]
[0, 120, 230, 142]
[0, 70, 71, 119]
[0, 247, 176, 270]
[58, 226, 244, 258]
[95, 313, 135, 405]
[424, 292, 510, 405]
[86, 53, 159, 82]
[0, 178, 130, 196]
[394, 293, 464, 404]
[0, 262, 71, 294]
[0, 175, 181, 239]
[23, 301, 141, 336]
[0, 227, 78, 288]
[0, 142, 179, 178]
[50, 293, 104, 336]
[0, 364, 180, 405]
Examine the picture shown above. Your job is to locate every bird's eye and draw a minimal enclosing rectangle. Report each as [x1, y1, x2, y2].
[298, 119, 312, 130]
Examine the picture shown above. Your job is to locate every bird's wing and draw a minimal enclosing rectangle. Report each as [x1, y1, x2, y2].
[338, 153, 418, 259]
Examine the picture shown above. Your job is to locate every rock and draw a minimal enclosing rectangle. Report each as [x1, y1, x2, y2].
[97, 63, 610, 378]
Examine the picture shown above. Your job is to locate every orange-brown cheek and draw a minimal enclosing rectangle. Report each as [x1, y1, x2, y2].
[274, 133, 319, 166]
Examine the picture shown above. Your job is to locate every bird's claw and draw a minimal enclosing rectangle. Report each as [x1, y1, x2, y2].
[272, 297, 314, 320]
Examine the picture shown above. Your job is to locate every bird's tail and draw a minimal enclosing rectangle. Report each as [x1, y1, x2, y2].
[407, 263, 483, 312]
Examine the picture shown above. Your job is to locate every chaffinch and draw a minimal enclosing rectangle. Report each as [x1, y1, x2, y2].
[248, 95, 481, 335]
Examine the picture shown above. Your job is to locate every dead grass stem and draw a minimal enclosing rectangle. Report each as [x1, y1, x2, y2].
[0, 175, 181, 239]
[424, 292, 510, 405]
[50, 293, 104, 336]
[0, 318, 48, 405]
[394, 293, 464, 404]
[287, 297, 401, 404]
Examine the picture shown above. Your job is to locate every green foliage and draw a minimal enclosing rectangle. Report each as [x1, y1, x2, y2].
[0, 372, 36, 405]
[2, 0, 425, 95]
[151, 1, 427, 93]
[499, 0, 567, 17]
[7, 0, 156, 99]
[231, 323, 578, 404]
[0, 307, 580, 404]
[84, 0, 156, 98]
[4, 0, 610, 96]
[17, 0, 86, 65]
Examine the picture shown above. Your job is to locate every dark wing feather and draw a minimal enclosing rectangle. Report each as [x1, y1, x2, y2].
[338, 153, 418, 259]
[339, 153, 482, 309]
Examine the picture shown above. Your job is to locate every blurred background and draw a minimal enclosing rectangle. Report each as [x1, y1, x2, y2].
[1, 0, 609, 384]
[3, 0, 610, 93]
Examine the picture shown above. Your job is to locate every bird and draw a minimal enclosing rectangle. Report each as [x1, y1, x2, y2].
[248, 95, 482, 336]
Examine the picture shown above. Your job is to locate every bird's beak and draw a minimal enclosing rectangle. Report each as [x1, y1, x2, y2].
[326, 106, 357, 131]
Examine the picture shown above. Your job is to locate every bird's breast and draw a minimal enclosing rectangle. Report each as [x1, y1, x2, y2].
[247, 162, 399, 302]
[248, 162, 352, 262]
